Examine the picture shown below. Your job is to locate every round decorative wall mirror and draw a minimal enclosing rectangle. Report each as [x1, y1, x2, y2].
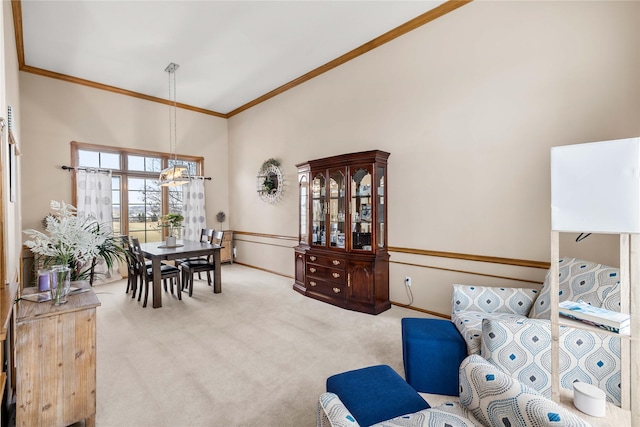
[257, 159, 284, 203]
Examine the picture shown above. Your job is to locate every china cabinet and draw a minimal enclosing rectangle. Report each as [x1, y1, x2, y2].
[294, 150, 390, 314]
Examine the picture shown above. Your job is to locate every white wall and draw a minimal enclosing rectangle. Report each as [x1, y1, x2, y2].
[19, 73, 229, 232]
[2, 0, 22, 283]
[227, 1, 640, 315]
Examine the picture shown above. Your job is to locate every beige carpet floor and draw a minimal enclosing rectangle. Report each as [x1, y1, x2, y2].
[93, 264, 437, 426]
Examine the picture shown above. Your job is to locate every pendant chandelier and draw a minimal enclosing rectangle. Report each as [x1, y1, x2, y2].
[159, 62, 190, 187]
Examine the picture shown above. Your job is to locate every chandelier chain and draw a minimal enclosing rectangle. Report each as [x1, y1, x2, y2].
[168, 67, 178, 161]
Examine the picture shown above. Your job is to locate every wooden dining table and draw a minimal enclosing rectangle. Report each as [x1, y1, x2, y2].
[139, 239, 223, 308]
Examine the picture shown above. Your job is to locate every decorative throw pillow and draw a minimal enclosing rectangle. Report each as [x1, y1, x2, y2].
[452, 311, 527, 355]
[480, 317, 621, 406]
[451, 284, 539, 316]
[528, 257, 620, 320]
[459, 354, 591, 427]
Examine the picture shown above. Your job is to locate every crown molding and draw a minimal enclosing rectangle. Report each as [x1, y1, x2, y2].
[11, 0, 472, 119]
[227, 0, 472, 117]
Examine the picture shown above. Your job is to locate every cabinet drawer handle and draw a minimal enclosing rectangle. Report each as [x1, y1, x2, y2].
[310, 256, 317, 261]
[309, 267, 317, 273]
[332, 260, 341, 266]
[298, 254, 302, 258]
[310, 281, 317, 287]
[333, 287, 341, 293]
[332, 272, 340, 279]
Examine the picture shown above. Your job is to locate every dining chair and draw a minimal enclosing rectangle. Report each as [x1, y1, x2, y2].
[180, 230, 223, 297]
[120, 236, 140, 296]
[176, 228, 214, 278]
[131, 237, 182, 307]
[125, 236, 155, 300]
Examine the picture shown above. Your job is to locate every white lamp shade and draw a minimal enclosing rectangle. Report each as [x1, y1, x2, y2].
[551, 137, 640, 233]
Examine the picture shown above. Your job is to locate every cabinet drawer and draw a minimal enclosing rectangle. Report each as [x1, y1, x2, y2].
[307, 264, 345, 283]
[306, 253, 346, 269]
[306, 277, 346, 299]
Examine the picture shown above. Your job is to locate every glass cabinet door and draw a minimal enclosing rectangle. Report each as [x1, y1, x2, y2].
[299, 175, 308, 245]
[377, 167, 385, 248]
[350, 166, 373, 251]
[329, 169, 346, 248]
[311, 173, 326, 246]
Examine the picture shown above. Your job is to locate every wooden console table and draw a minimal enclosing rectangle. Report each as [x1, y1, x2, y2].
[16, 282, 100, 427]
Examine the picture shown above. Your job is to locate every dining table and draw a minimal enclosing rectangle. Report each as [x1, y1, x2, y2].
[139, 239, 223, 308]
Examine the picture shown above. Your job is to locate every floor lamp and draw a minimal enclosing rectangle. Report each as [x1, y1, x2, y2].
[551, 137, 639, 424]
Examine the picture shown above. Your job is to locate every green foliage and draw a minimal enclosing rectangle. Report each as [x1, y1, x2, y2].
[260, 158, 280, 173]
[25, 200, 127, 282]
[161, 213, 184, 227]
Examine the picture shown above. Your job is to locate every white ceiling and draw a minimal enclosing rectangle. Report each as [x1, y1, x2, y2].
[19, 0, 447, 116]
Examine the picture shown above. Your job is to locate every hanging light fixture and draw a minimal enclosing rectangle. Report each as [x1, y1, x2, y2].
[159, 62, 190, 187]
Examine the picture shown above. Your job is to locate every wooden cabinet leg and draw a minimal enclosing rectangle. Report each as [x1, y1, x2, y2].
[85, 414, 96, 427]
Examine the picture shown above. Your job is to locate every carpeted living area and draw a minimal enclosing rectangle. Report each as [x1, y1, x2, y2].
[92, 264, 437, 426]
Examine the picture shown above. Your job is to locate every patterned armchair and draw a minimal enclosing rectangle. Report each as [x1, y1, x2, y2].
[450, 257, 622, 405]
[318, 355, 591, 427]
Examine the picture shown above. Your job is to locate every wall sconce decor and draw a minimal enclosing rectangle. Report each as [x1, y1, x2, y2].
[257, 158, 284, 203]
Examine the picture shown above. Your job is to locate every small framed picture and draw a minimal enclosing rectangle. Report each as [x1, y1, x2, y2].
[361, 204, 371, 221]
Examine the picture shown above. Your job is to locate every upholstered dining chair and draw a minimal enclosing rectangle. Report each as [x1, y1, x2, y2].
[180, 230, 223, 297]
[130, 237, 182, 307]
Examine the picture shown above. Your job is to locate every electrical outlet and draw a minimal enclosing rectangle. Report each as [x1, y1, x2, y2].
[405, 276, 411, 287]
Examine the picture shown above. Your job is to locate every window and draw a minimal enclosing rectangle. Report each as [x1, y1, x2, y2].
[72, 142, 203, 243]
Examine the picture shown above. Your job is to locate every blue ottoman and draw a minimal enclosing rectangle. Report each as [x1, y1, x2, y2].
[326, 365, 430, 426]
[401, 318, 467, 396]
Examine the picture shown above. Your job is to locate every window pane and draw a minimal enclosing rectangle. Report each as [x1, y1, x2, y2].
[147, 157, 162, 172]
[168, 186, 183, 214]
[186, 161, 197, 175]
[78, 150, 100, 167]
[78, 150, 120, 170]
[128, 155, 162, 172]
[112, 176, 121, 236]
[101, 152, 120, 169]
[127, 177, 162, 243]
[128, 155, 145, 171]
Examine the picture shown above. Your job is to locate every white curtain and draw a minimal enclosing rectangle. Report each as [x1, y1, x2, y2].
[76, 170, 122, 283]
[183, 178, 207, 240]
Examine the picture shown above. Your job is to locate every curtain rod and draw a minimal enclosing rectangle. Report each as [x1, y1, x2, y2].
[62, 165, 111, 173]
[61, 165, 212, 180]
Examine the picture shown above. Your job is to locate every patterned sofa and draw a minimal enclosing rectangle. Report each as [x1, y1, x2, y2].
[451, 257, 622, 405]
[318, 354, 591, 426]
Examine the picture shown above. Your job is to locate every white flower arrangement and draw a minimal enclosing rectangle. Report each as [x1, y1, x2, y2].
[24, 200, 114, 281]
